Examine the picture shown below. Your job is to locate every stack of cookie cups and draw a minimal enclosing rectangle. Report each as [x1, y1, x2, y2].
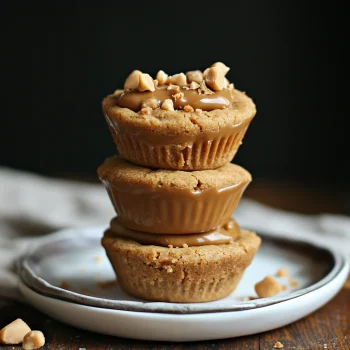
[98, 64, 261, 303]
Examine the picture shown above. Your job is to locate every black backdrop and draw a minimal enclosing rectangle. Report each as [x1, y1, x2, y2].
[1, 2, 347, 186]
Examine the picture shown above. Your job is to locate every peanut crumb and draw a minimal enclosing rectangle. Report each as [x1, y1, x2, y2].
[60, 281, 71, 290]
[22, 331, 45, 350]
[276, 268, 290, 277]
[189, 81, 200, 89]
[195, 108, 202, 113]
[183, 105, 194, 112]
[182, 243, 189, 248]
[241, 296, 257, 301]
[0, 319, 31, 345]
[182, 86, 190, 90]
[167, 84, 180, 92]
[153, 79, 159, 87]
[93, 256, 104, 263]
[168, 244, 173, 248]
[165, 266, 173, 273]
[274, 341, 284, 348]
[198, 81, 213, 95]
[156, 70, 168, 84]
[289, 278, 300, 288]
[142, 98, 158, 109]
[97, 280, 118, 290]
[172, 92, 184, 102]
[161, 99, 174, 111]
[140, 107, 152, 115]
[255, 276, 283, 298]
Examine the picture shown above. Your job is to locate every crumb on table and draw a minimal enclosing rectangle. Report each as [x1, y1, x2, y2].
[274, 341, 284, 348]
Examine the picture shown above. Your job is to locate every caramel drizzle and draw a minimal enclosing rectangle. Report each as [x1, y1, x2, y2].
[116, 86, 233, 112]
[109, 217, 240, 247]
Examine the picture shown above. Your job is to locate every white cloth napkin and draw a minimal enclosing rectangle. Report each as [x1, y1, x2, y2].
[1, 166, 349, 301]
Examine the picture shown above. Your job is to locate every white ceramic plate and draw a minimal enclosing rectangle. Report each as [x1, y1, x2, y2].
[18, 226, 349, 341]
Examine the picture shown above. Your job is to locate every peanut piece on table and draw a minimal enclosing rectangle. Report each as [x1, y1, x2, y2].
[186, 70, 203, 84]
[255, 276, 282, 298]
[161, 99, 174, 111]
[205, 67, 225, 91]
[0, 318, 31, 344]
[138, 73, 155, 92]
[156, 70, 168, 85]
[167, 73, 187, 86]
[124, 70, 142, 90]
[22, 331, 45, 349]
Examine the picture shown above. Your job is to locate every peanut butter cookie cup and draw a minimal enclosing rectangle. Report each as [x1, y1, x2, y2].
[102, 63, 256, 170]
[102, 228, 261, 303]
[98, 156, 252, 234]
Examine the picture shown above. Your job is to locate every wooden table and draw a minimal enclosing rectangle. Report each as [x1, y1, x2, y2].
[1, 181, 349, 349]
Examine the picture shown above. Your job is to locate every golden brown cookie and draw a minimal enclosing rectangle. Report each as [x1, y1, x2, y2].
[102, 229, 261, 303]
[98, 156, 252, 234]
[102, 89, 255, 170]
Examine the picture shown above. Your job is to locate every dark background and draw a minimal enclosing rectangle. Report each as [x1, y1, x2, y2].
[1, 2, 347, 187]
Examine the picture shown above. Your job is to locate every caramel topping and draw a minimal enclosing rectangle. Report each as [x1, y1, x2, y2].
[117, 85, 233, 112]
[109, 218, 241, 247]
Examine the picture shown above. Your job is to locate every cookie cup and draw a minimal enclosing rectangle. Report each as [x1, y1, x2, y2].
[102, 229, 261, 303]
[103, 89, 255, 170]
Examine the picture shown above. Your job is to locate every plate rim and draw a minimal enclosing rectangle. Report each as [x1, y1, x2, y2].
[17, 225, 349, 314]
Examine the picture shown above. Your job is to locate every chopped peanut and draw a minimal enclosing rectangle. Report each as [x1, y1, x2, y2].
[138, 73, 155, 92]
[211, 61, 230, 75]
[142, 98, 158, 109]
[124, 70, 142, 90]
[0, 319, 31, 345]
[186, 70, 203, 84]
[255, 276, 283, 298]
[140, 107, 152, 115]
[167, 84, 180, 92]
[22, 331, 45, 349]
[168, 73, 187, 86]
[156, 70, 168, 84]
[205, 67, 225, 91]
[274, 341, 284, 348]
[198, 81, 213, 95]
[161, 99, 174, 111]
[172, 92, 184, 102]
[189, 81, 200, 89]
[183, 105, 194, 112]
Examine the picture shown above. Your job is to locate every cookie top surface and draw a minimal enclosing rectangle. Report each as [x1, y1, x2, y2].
[103, 88, 256, 136]
[98, 156, 252, 191]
